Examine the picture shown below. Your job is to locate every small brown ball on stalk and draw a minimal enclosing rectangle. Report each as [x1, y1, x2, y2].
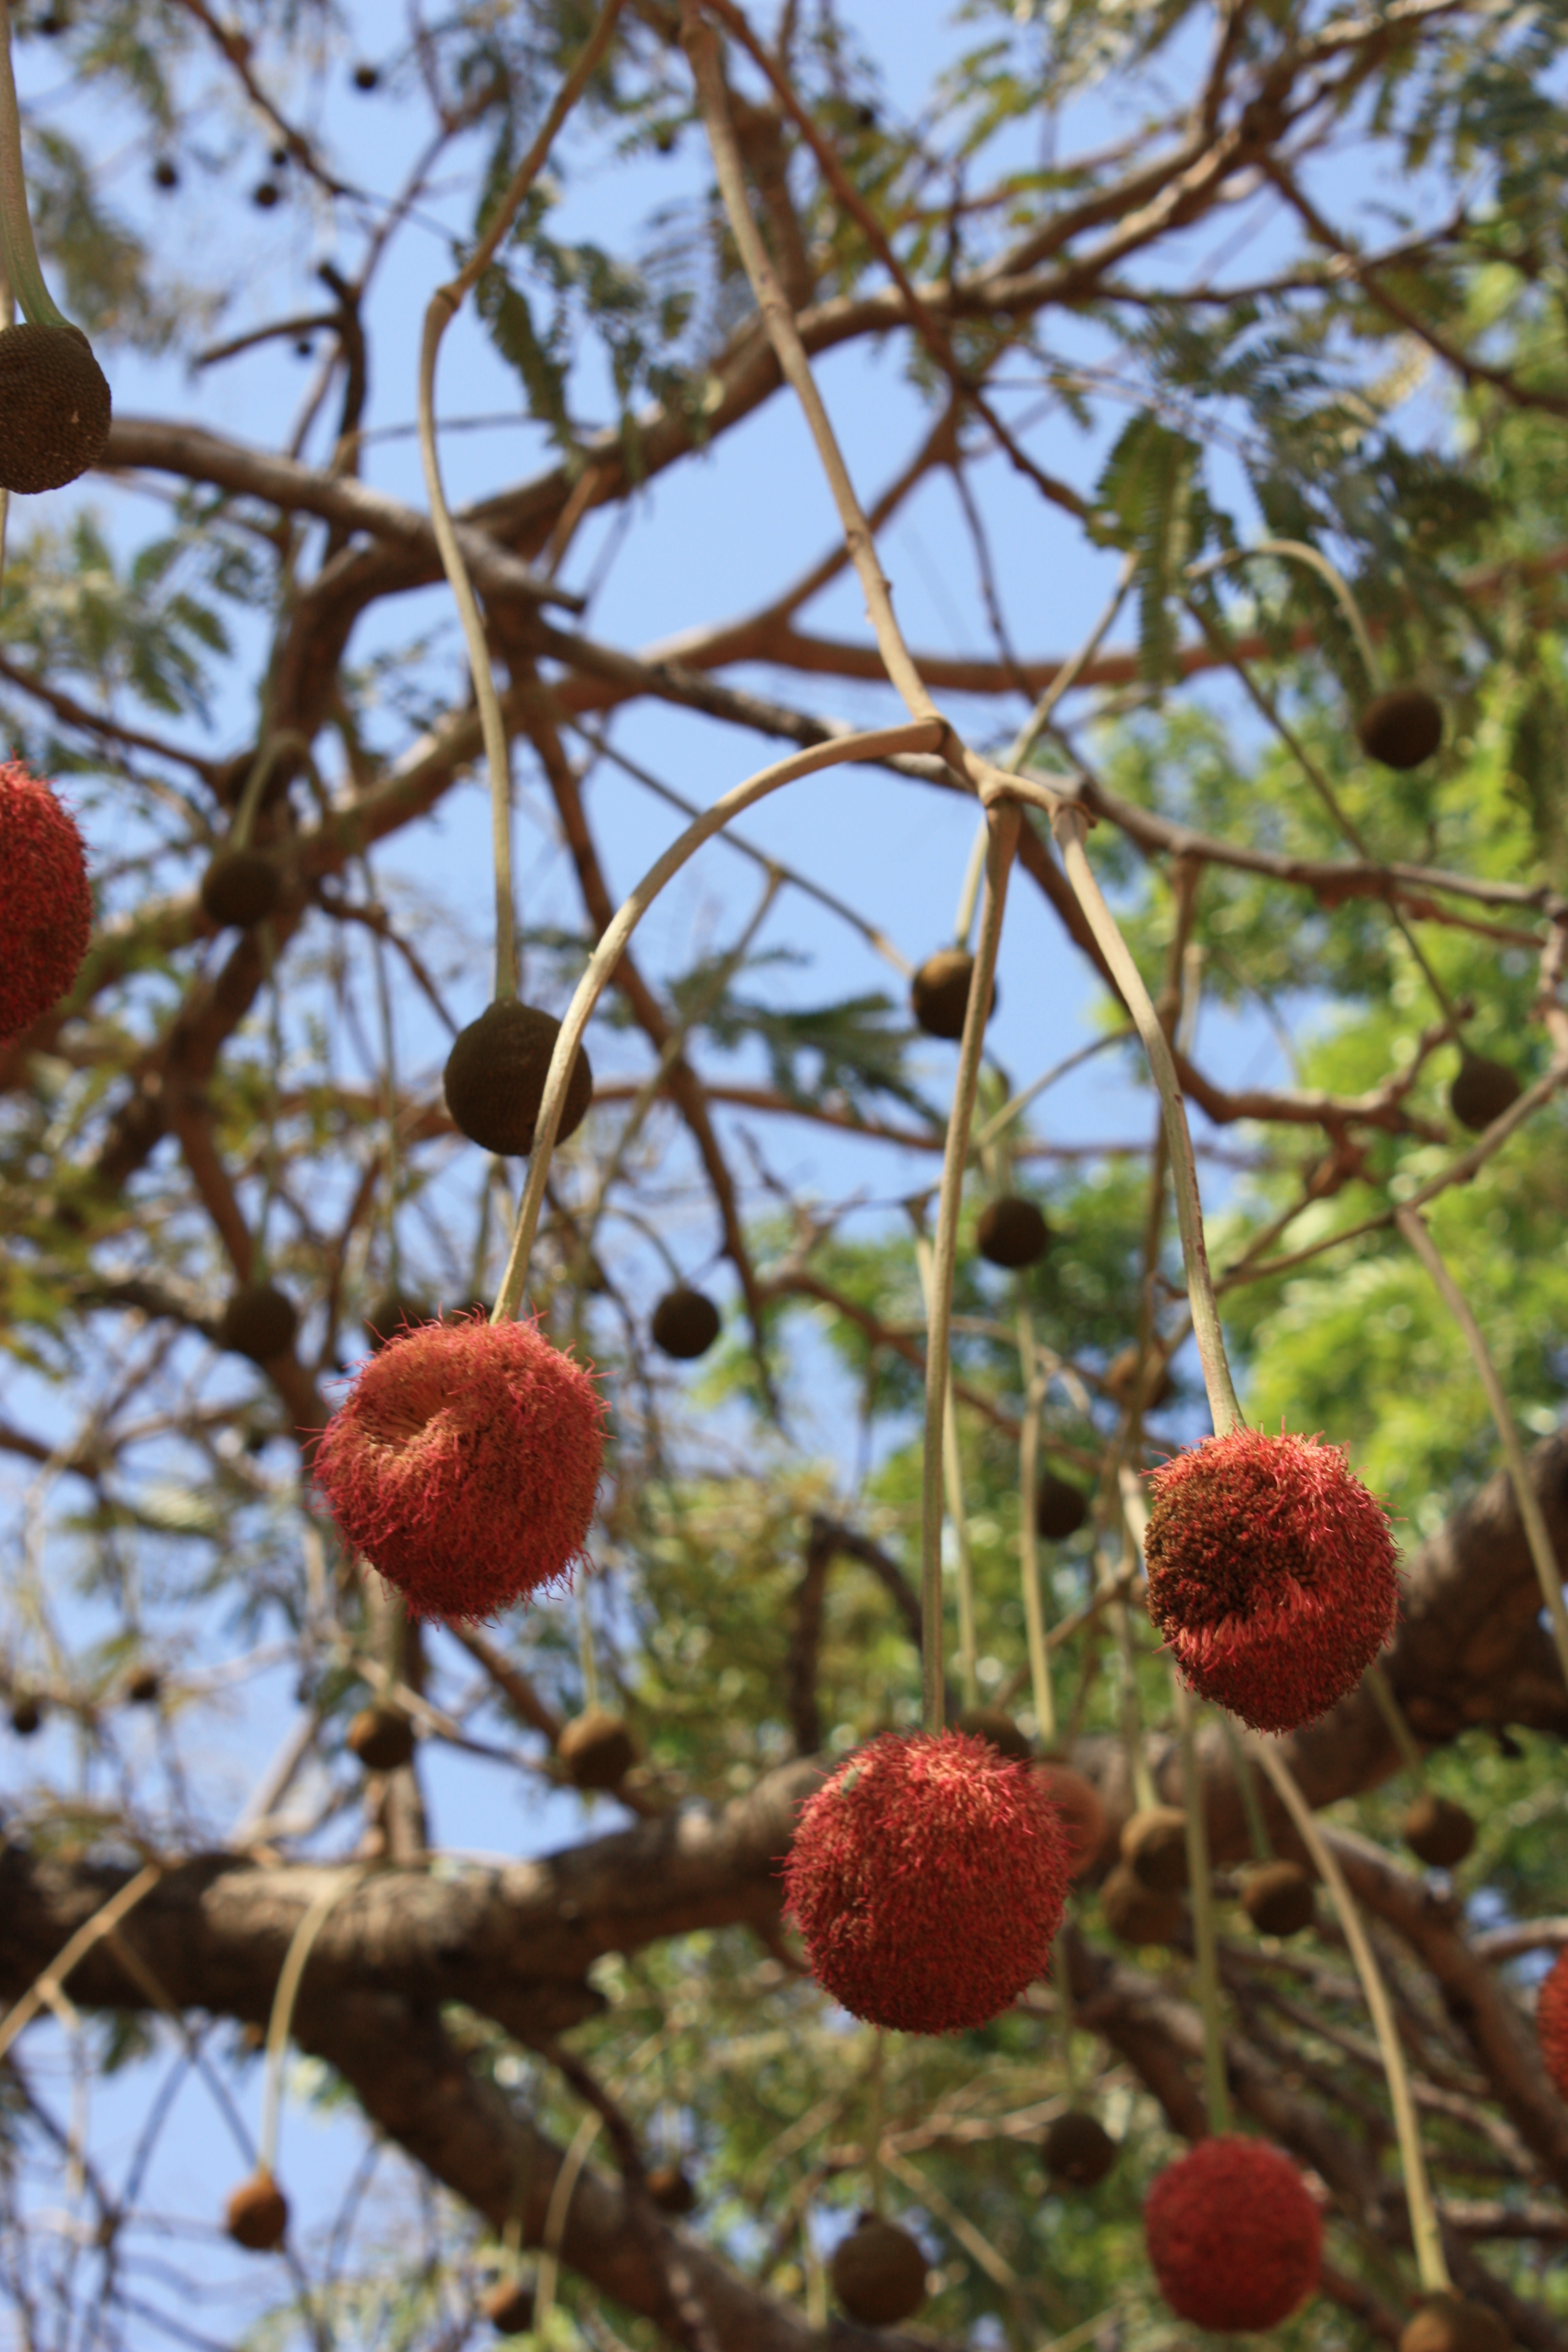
[346, 1704, 415, 1774]
[1032, 1757, 1109, 1880]
[217, 1283, 298, 1364]
[650, 1286, 721, 1361]
[558, 1708, 639, 1790]
[645, 2163, 698, 2215]
[480, 2278, 535, 2336]
[1404, 1791, 1477, 1869]
[1357, 685, 1444, 771]
[362, 1291, 432, 1353]
[1105, 1345, 1173, 1411]
[1400, 2293, 1512, 2352]
[955, 1706, 1033, 1761]
[200, 848, 280, 930]
[1101, 1861, 1184, 1946]
[125, 1663, 161, 1706]
[0, 323, 112, 494]
[442, 999, 593, 1158]
[910, 948, 997, 1041]
[1042, 2110, 1118, 2190]
[225, 2170, 288, 2252]
[9, 1693, 42, 1736]
[829, 2214, 928, 2328]
[976, 1196, 1050, 1270]
[1240, 1860, 1316, 1938]
[1121, 1804, 1190, 1892]
[351, 60, 380, 90]
[1449, 1049, 1522, 1134]
[151, 156, 178, 190]
[1036, 1471, 1088, 1540]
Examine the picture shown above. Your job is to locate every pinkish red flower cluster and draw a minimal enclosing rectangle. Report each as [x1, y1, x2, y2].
[1537, 1950, 1568, 2098]
[782, 1729, 1071, 2035]
[0, 758, 91, 1042]
[313, 1313, 604, 1619]
[1144, 1426, 1397, 1733]
[1145, 2136, 1322, 2331]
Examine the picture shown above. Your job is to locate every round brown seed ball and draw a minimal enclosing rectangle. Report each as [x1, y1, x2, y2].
[829, 2214, 928, 2328]
[481, 2277, 535, 2336]
[9, 1694, 42, 1736]
[442, 1000, 593, 1158]
[0, 323, 112, 494]
[558, 1708, 639, 1790]
[200, 848, 281, 930]
[216, 1283, 298, 1364]
[1399, 2293, 1512, 2352]
[645, 2163, 698, 2215]
[346, 1704, 416, 1774]
[1036, 1472, 1089, 1540]
[1121, 1804, 1190, 1892]
[910, 948, 997, 1041]
[125, 1664, 161, 1706]
[1240, 1860, 1316, 1938]
[152, 156, 179, 190]
[955, 1706, 1033, 1761]
[1403, 1791, 1476, 1870]
[1357, 686, 1444, 771]
[352, 61, 380, 90]
[1449, 1049, 1522, 1134]
[225, 2170, 288, 2252]
[976, 1196, 1051, 1269]
[650, 1286, 721, 1361]
[1105, 1344, 1173, 1411]
[252, 179, 280, 208]
[1041, 2109, 1118, 2189]
[1101, 1861, 1184, 1946]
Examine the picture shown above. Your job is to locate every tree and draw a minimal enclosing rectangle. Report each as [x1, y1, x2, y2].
[4, 0, 1568, 2345]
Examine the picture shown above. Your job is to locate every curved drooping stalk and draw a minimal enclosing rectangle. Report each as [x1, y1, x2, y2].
[1050, 802, 1243, 1436]
[1119, 1468, 1228, 2132]
[416, 0, 627, 1004]
[491, 721, 945, 1322]
[258, 1868, 366, 2177]
[0, 2, 68, 333]
[1395, 1202, 1568, 1690]
[1188, 538, 1380, 690]
[913, 1229, 981, 1714]
[919, 807, 1022, 1729]
[1252, 1737, 1451, 2294]
[1015, 1324, 1057, 1745]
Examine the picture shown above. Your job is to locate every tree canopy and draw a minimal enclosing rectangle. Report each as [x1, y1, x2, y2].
[5, 2, 1568, 2349]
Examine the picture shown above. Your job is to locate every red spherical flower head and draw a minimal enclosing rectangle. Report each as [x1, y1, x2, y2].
[1145, 2136, 1322, 2333]
[1144, 1426, 1397, 1734]
[782, 1729, 1071, 2035]
[0, 758, 91, 1042]
[313, 1312, 605, 1620]
[1537, 1950, 1568, 2098]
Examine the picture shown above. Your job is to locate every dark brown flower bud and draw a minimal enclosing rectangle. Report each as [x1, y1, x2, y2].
[200, 848, 280, 930]
[1240, 1860, 1315, 1937]
[558, 1709, 638, 1790]
[829, 2214, 928, 2328]
[910, 948, 996, 1041]
[1042, 2109, 1118, 2188]
[1121, 1804, 1190, 1892]
[1357, 685, 1444, 771]
[225, 2170, 288, 2251]
[650, 1286, 721, 1360]
[443, 1000, 593, 1158]
[1403, 1791, 1476, 1870]
[346, 1704, 416, 1774]
[976, 1196, 1051, 1269]
[216, 1283, 298, 1364]
[0, 323, 111, 494]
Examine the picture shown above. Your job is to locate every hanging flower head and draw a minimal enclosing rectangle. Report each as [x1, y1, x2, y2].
[313, 1312, 604, 1619]
[1145, 2136, 1322, 2332]
[0, 758, 91, 1042]
[782, 1729, 1071, 2035]
[1144, 1426, 1397, 1733]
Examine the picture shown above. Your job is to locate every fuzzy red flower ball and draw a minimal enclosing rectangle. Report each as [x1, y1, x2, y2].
[313, 1312, 605, 1620]
[1145, 2136, 1322, 2333]
[782, 1729, 1071, 2035]
[0, 758, 91, 1042]
[1537, 1950, 1568, 2098]
[1144, 1426, 1397, 1733]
